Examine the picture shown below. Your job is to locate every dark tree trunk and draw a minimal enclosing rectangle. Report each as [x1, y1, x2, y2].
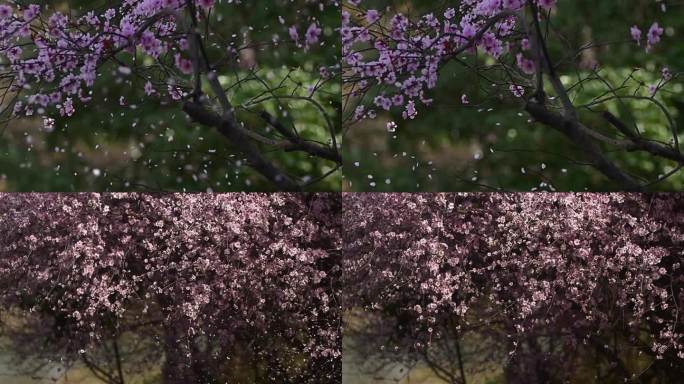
[162, 322, 199, 384]
[505, 336, 561, 384]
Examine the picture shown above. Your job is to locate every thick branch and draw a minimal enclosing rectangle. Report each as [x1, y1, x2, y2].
[602, 111, 684, 164]
[258, 111, 342, 164]
[525, 100, 642, 190]
[113, 338, 125, 384]
[183, 101, 300, 191]
[528, 0, 576, 118]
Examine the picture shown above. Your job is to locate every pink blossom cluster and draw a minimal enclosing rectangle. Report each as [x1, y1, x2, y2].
[0, 1, 325, 119]
[0, 193, 341, 380]
[342, 0, 666, 122]
[631, 21, 664, 51]
[344, 193, 684, 361]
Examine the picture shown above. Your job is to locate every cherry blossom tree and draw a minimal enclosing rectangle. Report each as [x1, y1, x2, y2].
[0, 193, 341, 383]
[343, 193, 684, 382]
[343, 1, 682, 190]
[0, 1, 341, 191]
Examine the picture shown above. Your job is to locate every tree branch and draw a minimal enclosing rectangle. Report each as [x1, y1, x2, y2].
[525, 100, 642, 190]
[602, 111, 684, 164]
[183, 100, 300, 191]
[258, 111, 342, 164]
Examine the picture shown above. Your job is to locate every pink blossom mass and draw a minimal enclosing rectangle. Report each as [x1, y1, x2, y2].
[0, 193, 341, 383]
[344, 193, 684, 382]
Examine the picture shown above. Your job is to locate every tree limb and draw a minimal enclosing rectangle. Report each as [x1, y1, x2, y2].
[258, 111, 342, 164]
[183, 100, 300, 191]
[525, 100, 642, 190]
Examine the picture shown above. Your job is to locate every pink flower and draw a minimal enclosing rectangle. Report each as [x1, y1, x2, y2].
[365, 10, 380, 24]
[0, 4, 12, 19]
[305, 22, 322, 49]
[175, 54, 193, 75]
[144, 81, 156, 96]
[288, 26, 299, 43]
[647, 22, 664, 49]
[510, 84, 525, 98]
[630, 25, 642, 45]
